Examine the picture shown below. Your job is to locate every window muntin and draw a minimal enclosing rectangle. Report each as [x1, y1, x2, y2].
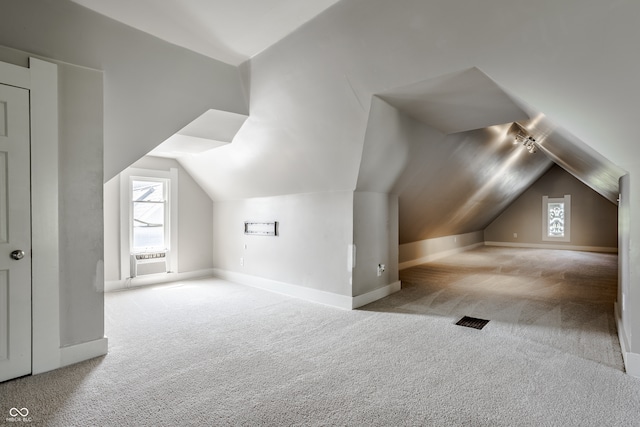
[120, 167, 178, 280]
[542, 195, 571, 242]
[547, 202, 565, 237]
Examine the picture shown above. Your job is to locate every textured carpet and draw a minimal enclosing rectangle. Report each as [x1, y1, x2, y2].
[1, 247, 640, 426]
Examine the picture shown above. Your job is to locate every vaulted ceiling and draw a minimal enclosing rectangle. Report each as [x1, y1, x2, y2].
[72, 0, 629, 244]
[71, 0, 341, 65]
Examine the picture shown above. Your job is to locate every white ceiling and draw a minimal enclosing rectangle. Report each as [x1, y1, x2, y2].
[63, 0, 630, 231]
[71, 0, 341, 65]
[379, 67, 529, 134]
[149, 109, 248, 158]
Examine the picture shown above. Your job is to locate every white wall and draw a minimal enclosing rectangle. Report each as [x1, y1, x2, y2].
[104, 156, 213, 283]
[0, 46, 105, 348]
[0, 0, 247, 181]
[228, 0, 640, 371]
[3, 0, 639, 373]
[58, 62, 104, 347]
[356, 97, 417, 194]
[352, 192, 399, 296]
[213, 191, 354, 297]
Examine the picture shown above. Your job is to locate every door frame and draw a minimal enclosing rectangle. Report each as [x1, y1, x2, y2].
[0, 57, 61, 375]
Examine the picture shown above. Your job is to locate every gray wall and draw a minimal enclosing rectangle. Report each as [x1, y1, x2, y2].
[352, 192, 399, 296]
[104, 156, 214, 282]
[0, 46, 105, 347]
[399, 231, 485, 268]
[0, 0, 247, 181]
[213, 191, 354, 296]
[58, 62, 104, 346]
[485, 165, 618, 249]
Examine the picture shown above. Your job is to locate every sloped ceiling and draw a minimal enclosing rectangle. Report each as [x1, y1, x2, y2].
[150, 109, 248, 158]
[70, 0, 341, 65]
[74, 0, 633, 244]
[378, 68, 529, 134]
[356, 68, 623, 243]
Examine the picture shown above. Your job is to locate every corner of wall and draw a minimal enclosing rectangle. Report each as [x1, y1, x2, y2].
[616, 302, 640, 377]
[398, 231, 485, 270]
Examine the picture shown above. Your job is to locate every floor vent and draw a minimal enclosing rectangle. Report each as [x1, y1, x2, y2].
[456, 316, 489, 330]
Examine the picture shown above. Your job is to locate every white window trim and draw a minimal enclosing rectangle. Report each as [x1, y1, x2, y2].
[542, 195, 571, 242]
[120, 167, 178, 280]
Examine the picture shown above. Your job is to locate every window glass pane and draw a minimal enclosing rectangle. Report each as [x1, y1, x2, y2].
[132, 179, 166, 250]
[132, 180, 164, 202]
[548, 202, 564, 237]
[133, 225, 165, 250]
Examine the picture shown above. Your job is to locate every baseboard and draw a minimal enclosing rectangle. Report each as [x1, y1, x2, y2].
[484, 241, 618, 253]
[213, 269, 399, 310]
[59, 337, 108, 368]
[212, 268, 353, 309]
[399, 242, 484, 270]
[105, 268, 214, 292]
[352, 281, 401, 309]
[615, 302, 640, 378]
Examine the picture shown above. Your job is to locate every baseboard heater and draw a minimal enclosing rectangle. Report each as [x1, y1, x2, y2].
[130, 251, 167, 278]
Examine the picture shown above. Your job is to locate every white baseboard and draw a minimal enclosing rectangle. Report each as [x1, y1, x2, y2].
[212, 269, 399, 310]
[615, 302, 640, 378]
[352, 281, 401, 309]
[105, 268, 214, 292]
[212, 268, 353, 309]
[484, 241, 618, 253]
[59, 337, 108, 368]
[399, 242, 484, 270]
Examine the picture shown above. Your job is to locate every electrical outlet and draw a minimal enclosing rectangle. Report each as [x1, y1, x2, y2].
[377, 264, 386, 277]
[240, 257, 244, 267]
[513, 232, 518, 238]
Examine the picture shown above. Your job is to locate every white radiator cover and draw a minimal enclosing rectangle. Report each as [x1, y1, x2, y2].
[130, 251, 167, 277]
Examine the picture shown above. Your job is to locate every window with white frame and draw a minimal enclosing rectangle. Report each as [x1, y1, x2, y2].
[542, 195, 571, 242]
[131, 178, 168, 252]
[120, 168, 178, 279]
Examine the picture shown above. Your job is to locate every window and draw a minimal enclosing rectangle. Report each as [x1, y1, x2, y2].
[132, 179, 167, 251]
[542, 195, 571, 242]
[120, 167, 178, 280]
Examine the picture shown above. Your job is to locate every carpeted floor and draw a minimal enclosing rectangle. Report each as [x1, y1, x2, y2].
[1, 247, 639, 426]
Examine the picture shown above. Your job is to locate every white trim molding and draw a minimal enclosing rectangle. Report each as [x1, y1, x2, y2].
[105, 269, 214, 292]
[616, 302, 640, 378]
[352, 281, 401, 309]
[29, 58, 63, 375]
[484, 241, 618, 253]
[212, 268, 352, 309]
[0, 60, 30, 88]
[60, 337, 108, 368]
[212, 269, 357, 310]
[398, 231, 485, 270]
[399, 242, 484, 270]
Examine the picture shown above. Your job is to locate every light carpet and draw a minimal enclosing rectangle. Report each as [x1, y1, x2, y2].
[1, 247, 639, 426]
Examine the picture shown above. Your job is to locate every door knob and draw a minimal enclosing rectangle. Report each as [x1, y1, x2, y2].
[10, 250, 25, 260]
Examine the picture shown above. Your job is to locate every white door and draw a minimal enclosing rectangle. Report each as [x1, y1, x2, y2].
[0, 83, 31, 382]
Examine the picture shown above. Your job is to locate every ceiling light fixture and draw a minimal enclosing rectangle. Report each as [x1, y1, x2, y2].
[514, 130, 537, 154]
